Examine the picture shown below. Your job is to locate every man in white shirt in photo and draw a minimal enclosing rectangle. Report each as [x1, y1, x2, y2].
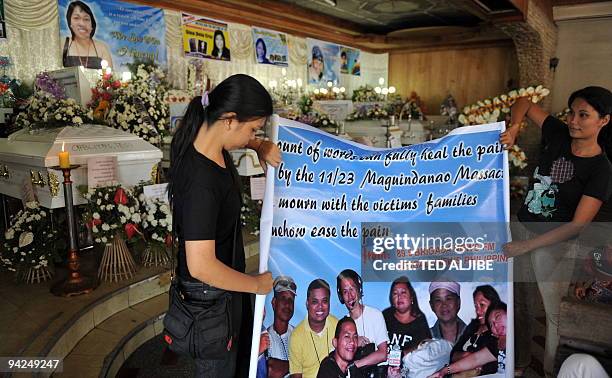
[336, 269, 389, 377]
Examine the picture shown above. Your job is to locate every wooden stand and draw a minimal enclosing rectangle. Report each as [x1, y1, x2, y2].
[51, 165, 98, 297]
[98, 234, 137, 282]
[19, 265, 53, 284]
[142, 243, 170, 267]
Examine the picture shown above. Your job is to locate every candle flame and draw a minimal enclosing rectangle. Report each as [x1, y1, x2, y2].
[62, 141, 65, 152]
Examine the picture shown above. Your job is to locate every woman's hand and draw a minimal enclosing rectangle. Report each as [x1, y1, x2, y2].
[502, 239, 534, 257]
[255, 271, 273, 294]
[499, 125, 519, 149]
[254, 139, 281, 172]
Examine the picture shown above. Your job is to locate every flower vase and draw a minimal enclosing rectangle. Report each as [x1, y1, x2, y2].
[141, 242, 170, 267]
[98, 234, 138, 282]
[17, 265, 53, 284]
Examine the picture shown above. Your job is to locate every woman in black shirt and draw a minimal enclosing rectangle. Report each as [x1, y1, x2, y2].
[168, 74, 280, 377]
[450, 285, 501, 376]
[501, 86, 612, 376]
[383, 276, 431, 377]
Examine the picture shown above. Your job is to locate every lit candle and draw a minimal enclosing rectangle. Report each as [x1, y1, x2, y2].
[59, 142, 70, 168]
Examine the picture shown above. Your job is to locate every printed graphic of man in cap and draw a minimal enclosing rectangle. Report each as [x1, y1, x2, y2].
[428, 281, 466, 344]
[267, 276, 297, 378]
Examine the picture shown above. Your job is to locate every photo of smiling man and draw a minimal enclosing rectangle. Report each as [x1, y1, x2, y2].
[289, 279, 338, 378]
[317, 317, 364, 378]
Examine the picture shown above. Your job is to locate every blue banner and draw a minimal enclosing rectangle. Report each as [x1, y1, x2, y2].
[58, 0, 167, 70]
[256, 118, 513, 377]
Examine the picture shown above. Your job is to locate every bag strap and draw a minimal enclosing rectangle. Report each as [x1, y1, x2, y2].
[170, 203, 177, 283]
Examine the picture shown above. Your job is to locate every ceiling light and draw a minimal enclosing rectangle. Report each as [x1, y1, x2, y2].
[322, 0, 337, 6]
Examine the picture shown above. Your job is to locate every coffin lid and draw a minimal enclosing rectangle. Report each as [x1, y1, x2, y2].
[0, 124, 162, 167]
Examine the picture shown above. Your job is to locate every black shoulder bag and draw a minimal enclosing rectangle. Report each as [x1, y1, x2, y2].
[162, 205, 239, 360]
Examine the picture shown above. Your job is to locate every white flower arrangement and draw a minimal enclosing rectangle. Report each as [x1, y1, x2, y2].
[140, 197, 172, 246]
[14, 91, 93, 131]
[352, 85, 384, 102]
[241, 193, 262, 236]
[1, 201, 59, 272]
[458, 85, 550, 126]
[346, 104, 389, 121]
[106, 64, 169, 145]
[82, 185, 140, 243]
[508, 145, 528, 171]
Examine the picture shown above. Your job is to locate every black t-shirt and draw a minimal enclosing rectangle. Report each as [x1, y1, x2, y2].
[450, 319, 498, 375]
[173, 145, 244, 281]
[518, 116, 612, 232]
[382, 308, 432, 353]
[484, 336, 505, 374]
[317, 353, 364, 378]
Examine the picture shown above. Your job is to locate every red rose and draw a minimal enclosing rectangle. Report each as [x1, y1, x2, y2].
[112, 81, 121, 89]
[165, 234, 173, 247]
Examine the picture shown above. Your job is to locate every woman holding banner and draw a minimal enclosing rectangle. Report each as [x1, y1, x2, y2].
[167, 74, 280, 376]
[62, 1, 113, 69]
[501, 86, 612, 376]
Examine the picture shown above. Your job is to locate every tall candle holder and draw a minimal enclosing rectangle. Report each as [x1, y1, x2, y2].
[51, 165, 98, 297]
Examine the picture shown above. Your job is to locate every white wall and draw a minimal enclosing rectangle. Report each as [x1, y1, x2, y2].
[551, 17, 612, 112]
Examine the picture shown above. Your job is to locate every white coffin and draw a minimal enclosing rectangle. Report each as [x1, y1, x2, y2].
[344, 120, 403, 147]
[397, 119, 430, 145]
[0, 124, 162, 209]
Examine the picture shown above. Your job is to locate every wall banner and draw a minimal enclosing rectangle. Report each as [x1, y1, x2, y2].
[306, 38, 340, 86]
[253, 118, 513, 377]
[181, 13, 230, 61]
[58, 0, 167, 70]
[340, 46, 360, 76]
[252, 27, 288, 67]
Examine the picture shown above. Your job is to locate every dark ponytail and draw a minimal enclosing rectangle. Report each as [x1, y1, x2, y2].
[568, 86, 612, 159]
[168, 74, 273, 206]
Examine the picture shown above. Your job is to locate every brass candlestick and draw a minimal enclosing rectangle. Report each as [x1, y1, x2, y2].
[50, 165, 98, 297]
